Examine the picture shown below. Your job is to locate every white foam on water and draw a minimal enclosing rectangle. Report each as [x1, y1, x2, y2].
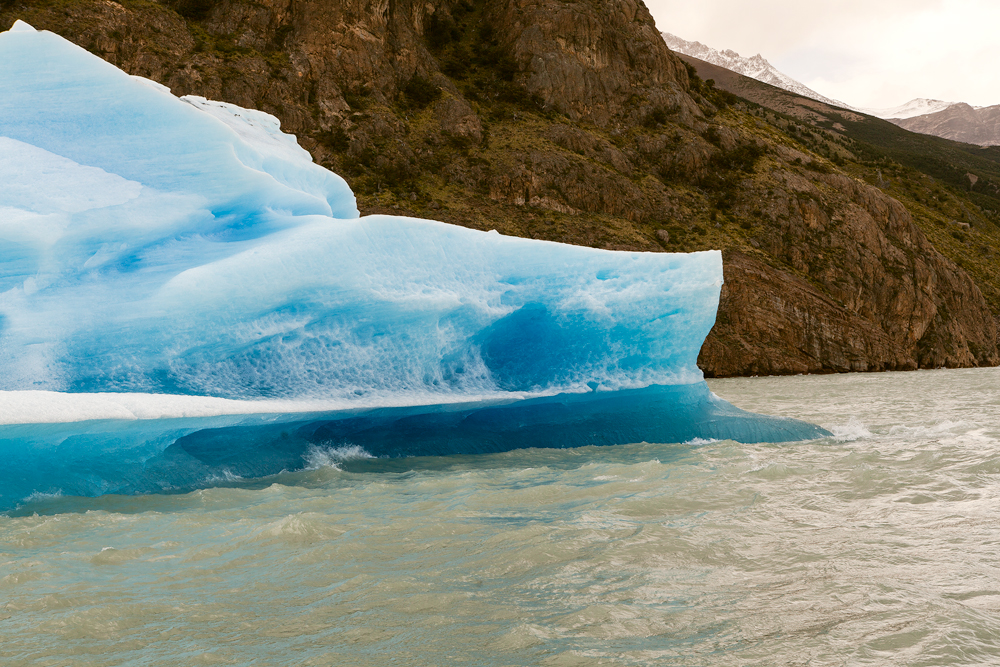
[204, 469, 244, 483]
[20, 489, 62, 504]
[831, 417, 873, 442]
[303, 444, 374, 470]
[886, 420, 977, 438]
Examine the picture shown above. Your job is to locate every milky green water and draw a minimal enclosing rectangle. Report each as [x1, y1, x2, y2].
[3, 368, 1000, 666]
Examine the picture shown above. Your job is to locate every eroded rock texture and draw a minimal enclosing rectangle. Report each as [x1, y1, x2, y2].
[700, 171, 998, 375]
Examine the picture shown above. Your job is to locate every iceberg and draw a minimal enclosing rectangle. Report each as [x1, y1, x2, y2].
[0, 22, 828, 509]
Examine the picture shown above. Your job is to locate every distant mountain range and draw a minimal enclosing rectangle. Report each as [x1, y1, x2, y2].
[661, 32, 1000, 146]
[891, 103, 1000, 146]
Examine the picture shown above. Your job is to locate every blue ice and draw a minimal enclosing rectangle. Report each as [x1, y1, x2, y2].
[0, 22, 828, 509]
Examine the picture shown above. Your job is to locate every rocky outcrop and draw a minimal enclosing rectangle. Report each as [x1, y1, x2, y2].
[701, 252, 901, 376]
[700, 171, 1000, 375]
[491, 0, 695, 126]
[2, 1, 998, 377]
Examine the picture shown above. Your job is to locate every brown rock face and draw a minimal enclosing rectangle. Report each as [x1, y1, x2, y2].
[700, 172, 999, 375]
[2, 0, 998, 377]
[187, 0, 440, 130]
[490, 0, 694, 126]
[701, 253, 899, 376]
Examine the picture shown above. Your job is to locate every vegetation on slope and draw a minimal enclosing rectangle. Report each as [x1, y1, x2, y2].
[680, 56, 1000, 315]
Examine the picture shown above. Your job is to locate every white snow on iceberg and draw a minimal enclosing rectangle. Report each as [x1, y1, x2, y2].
[0, 22, 828, 509]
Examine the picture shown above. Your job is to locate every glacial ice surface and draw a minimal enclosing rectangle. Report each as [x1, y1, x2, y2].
[0, 22, 828, 508]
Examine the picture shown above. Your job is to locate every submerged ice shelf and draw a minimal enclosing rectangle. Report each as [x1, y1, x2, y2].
[0, 21, 828, 508]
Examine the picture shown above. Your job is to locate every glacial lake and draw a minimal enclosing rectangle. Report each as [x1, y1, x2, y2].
[2, 367, 999, 666]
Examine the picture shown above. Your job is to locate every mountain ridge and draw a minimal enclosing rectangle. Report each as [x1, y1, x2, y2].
[861, 98, 958, 120]
[661, 32, 848, 109]
[891, 102, 1000, 147]
[662, 31, 1000, 146]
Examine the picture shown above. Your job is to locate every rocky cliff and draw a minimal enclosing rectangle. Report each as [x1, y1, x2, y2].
[1, 0, 998, 376]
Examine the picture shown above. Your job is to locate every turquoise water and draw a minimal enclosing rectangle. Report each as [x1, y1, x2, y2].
[3, 368, 1000, 665]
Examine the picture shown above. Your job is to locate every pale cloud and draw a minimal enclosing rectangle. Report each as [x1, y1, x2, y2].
[645, 0, 1000, 108]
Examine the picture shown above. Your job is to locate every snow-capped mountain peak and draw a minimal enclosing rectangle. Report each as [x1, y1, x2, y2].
[661, 32, 848, 109]
[855, 98, 958, 120]
[660, 32, 979, 125]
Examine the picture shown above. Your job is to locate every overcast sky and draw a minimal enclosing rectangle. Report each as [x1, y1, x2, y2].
[644, 0, 1000, 109]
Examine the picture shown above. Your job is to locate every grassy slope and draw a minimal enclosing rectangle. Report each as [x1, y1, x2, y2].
[678, 54, 1000, 315]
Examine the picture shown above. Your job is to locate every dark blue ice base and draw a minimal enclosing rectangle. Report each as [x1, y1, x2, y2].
[0, 382, 830, 510]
